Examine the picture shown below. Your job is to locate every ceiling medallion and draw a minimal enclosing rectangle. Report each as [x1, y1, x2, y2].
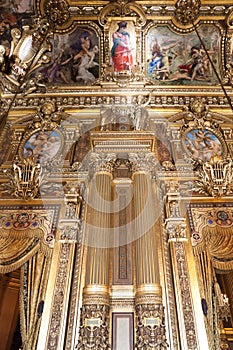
[174, 0, 201, 26]
[44, 0, 70, 27]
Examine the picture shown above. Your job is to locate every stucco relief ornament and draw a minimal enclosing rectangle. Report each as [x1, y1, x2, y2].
[174, 0, 201, 25]
[28, 101, 68, 131]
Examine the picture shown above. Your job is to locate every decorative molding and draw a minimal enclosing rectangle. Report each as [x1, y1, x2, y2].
[47, 243, 71, 350]
[64, 199, 86, 350]
[2, 93, 233, 110]
[174, 242, 198, 349]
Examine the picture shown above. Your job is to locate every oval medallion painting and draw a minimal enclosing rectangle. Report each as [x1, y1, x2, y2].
[23, 130, 62, 163]
[184, 129, 223, 162]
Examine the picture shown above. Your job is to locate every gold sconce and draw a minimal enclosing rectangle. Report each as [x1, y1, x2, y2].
[0, 18, 52, 93]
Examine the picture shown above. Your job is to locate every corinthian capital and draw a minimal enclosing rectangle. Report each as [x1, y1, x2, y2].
[129, 152, 158, 174]
[83, 152, 117, 179]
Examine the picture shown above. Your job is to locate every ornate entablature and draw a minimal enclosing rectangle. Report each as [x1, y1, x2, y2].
[0, 0, 233, 107]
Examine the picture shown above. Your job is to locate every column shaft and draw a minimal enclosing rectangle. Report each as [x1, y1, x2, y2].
[133, 172, 160, 288]
[85, 172, 112, 288]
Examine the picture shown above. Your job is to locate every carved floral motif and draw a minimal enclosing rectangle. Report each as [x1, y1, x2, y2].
[175, 242, 198, 349]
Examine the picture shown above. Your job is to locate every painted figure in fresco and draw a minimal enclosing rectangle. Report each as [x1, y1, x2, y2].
[178, 46, 206, 81]
[72, 31, 99, 84]
[43, 52, 73, 84]
[23, 131, 61, 163]
[185, 129, 222, 162]
[147, 26, 219, 84]
[147, 37, 180, 80]
[11, 0, 34, 13]
[111, 21, 133, 72]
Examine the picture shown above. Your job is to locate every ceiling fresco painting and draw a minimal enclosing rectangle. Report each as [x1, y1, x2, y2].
[0, 0, 231, 90]
[146, 25, 221, 85]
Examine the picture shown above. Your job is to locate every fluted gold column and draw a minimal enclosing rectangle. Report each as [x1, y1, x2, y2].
[78, 154, 115, 350]
[133, 171, 161, 302]
[130, 153, 167, 350]
[83, 170, 112, 302]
